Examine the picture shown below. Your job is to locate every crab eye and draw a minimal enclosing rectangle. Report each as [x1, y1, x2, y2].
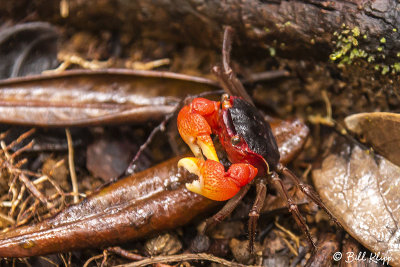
[221, 94, 232, 110]
[231, 135, 241, 145]
[221, 94, 229, 102]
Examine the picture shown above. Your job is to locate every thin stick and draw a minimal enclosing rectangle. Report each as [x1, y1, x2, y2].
[5, 128, 36, 151]
[39, 256, 59, 266]
[66, 128, 79, 204]
[19, 173, 51, 208]
[245, 70, 290, 83]
[107, 246, 146, 261]
[115, 253, 258, 267]
[83, 254, 104, 267]
[123, 111, 175, 176]
[9, 140, 34, 160]
[0, 212, 14, 225]
[10, 184, 24, 217]
[217, 26, 254, 104]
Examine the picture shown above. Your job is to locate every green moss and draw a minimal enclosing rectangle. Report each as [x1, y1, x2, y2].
[381, 65, 390, 75]
[350, 48, 367, 59]
[367, 55, 375, 63]
[330, 26, 367, 66]
[377, 46, 383, 52]
[352, 26, 360, 37]
[269, 47, 276, 57]
[380, 37, 386, 44]
[392, 62, 400, 72]
[283, 21, 292, 27]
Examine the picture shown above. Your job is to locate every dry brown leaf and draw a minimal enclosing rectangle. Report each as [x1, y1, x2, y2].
[0, 69, 218, 126]
[313, 139, 400, 266]
[345, 112, 400, 167]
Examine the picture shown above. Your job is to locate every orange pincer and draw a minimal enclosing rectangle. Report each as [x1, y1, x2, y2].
[177, 105, 219, 161]
[178, 157, 258, 201]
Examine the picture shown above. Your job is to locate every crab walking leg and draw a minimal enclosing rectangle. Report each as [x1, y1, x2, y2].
[178, 157, 257, 201]
[277, 163, 341, 227]
[248, 182, 267, 253]
[202, 184, 252, 234]
[268, 172, 317, 249]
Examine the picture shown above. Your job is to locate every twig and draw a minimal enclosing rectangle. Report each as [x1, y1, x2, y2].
[19, 173, 52, 209]
[0, 212, 15, 225]
[39, 256, 59, 266]
[275, 217, 300, 254]
[66, 128, 79, 204]
[9, 140, 34, 160]
[215, 26, 254, 105]
[16, 194, 32, 223]
[83, 254, 104, 267]
[115, 253, 259, 267]
[308, 90, 335, 127]
[5, 128, 36, 151]
[17, 198, 39, 226]
[59, 253, 68, 267]
[125, 58, 171, 70]
[245, 70, 290, 83]
[107, 246, 146, 261]
[123, 111, 175, 176]
[9, 183, 24, 217]
[34, 175, 66, 215]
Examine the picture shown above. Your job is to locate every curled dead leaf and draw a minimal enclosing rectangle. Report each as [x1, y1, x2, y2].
[0, 22, 59, 79]
[312, 137, 400, 266]
[0, 69, 218, 126]
[345, 112, 400, 167]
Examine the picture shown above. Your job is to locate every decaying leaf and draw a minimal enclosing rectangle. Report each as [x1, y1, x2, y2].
[0, 115, 309, 257]
[312, 137, 400, 266]
[345, 112, 400, 167]
[0, 69, 218, 126]
[86, 136, 136, 182]
[0, 22, 59, 79]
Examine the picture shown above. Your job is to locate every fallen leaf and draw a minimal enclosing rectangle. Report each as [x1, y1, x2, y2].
[345, 112, 400, 167]
[313, 136, 400, 266]
[86, 135, 136, 182]
[0, 22, 59, 79]
[0, 69, 218, 126]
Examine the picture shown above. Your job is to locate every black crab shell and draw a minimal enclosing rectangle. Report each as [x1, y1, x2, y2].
[229, 97, 280, 171]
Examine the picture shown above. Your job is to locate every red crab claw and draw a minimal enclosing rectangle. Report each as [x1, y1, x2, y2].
[177, 99, 220, 162]
[178, 157, 258, 201]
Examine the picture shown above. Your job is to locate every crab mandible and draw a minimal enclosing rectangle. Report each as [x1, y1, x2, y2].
[177, 94, 279, 201]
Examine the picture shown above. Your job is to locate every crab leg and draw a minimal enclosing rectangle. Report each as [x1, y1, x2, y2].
[268, 172, 317, 248]
[248, 182, 267, 253]
[202, 184, 252, 233]
[277, 164, 341, 227]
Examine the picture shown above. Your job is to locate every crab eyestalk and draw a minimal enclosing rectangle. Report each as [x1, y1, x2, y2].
[178, 157, 258, 201]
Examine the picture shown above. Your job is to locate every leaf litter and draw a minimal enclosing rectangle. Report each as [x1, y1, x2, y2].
[313, 128, 400, 266]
